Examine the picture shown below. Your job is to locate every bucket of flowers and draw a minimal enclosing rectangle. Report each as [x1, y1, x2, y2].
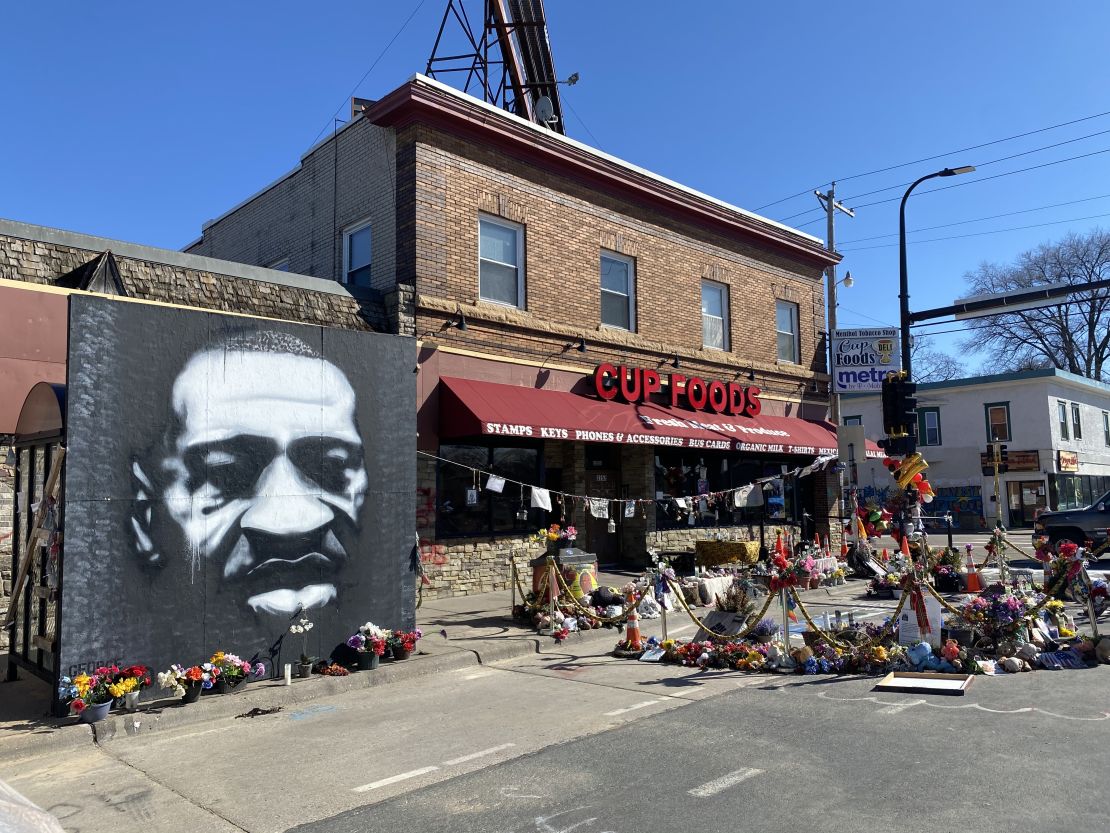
[58, 668, 117, 723]
[157, 663, 216, 703]
[347, 621, 389, 670]
[960, 589, 1034, 645]
[209, 652, 266, 692]
[534, 523, 577, 555]
[110, 665, 152, 711]
[387, 628, 422, 661]
[750, 617, 778, 645]
[867, 572, 901, 598]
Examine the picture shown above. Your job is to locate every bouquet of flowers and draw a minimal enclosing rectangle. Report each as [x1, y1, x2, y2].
[388, 629, 423, 654]
[106, 665, 152, 701]
[157, 663, 219, 697]
[347, 621, 389, 655]
[960, 589, 1034, 639]
[531, 524, 577, 547]
[58, 667, 116, 716]
[750, 617, 778, 642]
[209, 651, 265, 685]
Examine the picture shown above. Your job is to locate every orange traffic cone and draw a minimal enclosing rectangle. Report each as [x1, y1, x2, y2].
[841, 541, 849, 557]
[965, 550, 983, 593]
[814, 533, 821, 548]
[900, 534, 911, 558]
[624, 606, 643, 651]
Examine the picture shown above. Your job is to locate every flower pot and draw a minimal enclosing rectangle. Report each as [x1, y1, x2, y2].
[80, 701, 112, 724]
[181, 682, 202, 704]
[357, 652, 380, 671]
[212, 678, 231, 695]
[391, 647, 411, 661]
[809, 576, 822, 590]
[297, 662, 313, 678]
[123, 691, 140, 711]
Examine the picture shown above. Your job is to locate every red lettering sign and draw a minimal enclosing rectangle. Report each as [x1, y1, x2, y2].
[591, 364, 762, 418]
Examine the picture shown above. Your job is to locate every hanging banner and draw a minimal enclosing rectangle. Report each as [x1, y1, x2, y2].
[831, 328, 899, 393]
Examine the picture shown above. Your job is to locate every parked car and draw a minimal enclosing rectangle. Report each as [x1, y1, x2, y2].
[1032, 489, 1110, 556]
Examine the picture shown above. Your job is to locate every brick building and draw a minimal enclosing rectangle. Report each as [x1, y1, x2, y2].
[186, 74, 846, 599]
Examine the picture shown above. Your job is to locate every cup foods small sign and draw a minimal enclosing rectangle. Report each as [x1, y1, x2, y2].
[832, 328, 900, 392]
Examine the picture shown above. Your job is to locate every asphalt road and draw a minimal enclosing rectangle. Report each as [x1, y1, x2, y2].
[291, 667, 1110, 833]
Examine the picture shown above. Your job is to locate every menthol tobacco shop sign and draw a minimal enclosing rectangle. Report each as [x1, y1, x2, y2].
[831, 328, 900, 392]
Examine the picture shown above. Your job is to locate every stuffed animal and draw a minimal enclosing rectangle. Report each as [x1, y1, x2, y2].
[590, 586, 624, 608]
[941, 639, 960, 662]
[1017, 643, 1041, 664]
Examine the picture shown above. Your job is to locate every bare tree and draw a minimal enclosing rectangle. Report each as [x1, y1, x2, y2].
[910, 334, 964, 382]
[959, 228, 1110, 380]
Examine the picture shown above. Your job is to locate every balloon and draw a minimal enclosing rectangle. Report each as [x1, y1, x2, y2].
[923, 494, 934, 503]
[869, 511, 881, 522]
[912, 472, 924, 484]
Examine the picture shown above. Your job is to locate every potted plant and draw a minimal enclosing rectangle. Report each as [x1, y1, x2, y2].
[110, 664, 152, 711]
[209, 651, 265, 692]
[387, 628, 422, 661]
[347, 621, 388, 670]
[58, 668, 117, 723]
[750, 617, 778, 645]
[535, 523, 577, 554]
[290, 613, 315, 677]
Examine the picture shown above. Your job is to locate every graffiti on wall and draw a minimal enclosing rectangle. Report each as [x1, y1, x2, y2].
[61, 296, 416, 679]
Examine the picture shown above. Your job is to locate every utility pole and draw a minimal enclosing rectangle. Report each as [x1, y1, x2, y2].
[815, 183, 855, 424]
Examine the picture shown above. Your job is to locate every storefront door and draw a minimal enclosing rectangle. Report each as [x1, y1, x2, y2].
[585, 470, 619, 562]
[1006, 480, 1046, 528]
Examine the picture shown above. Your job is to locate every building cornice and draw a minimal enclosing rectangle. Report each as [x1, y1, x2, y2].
[368, 76, 838, 272]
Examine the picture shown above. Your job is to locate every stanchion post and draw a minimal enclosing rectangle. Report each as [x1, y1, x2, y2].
[945, 512, 953, 552]
[510, 558, 517, 614]
[780, 587, 791, 648]
[1088, 595, 1101, 641]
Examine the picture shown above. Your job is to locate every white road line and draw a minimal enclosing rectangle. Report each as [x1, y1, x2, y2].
[669, 624, 694, 633]
[687, 767, 764, 797]
[443, 743, 516, 766]
[877, 700, 924, 715]
[603, 699, 660, 716]
[351, 766, 439, 793]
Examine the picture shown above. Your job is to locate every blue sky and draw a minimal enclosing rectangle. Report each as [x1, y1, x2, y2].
[4, 2, 1109, 365]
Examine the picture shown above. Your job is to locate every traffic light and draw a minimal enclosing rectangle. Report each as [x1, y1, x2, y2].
[881, 371, 918, 455]
[992, 443, 1009, 474]
[877, 435, 915, 457]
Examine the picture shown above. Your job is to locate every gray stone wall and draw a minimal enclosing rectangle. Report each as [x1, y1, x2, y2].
[185, 118, 398, 293]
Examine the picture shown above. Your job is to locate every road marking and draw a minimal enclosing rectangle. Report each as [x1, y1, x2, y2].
[877, 699, 924, 715]
[603, 699, 660, 716]
[443, 743, 516, 766]
[687, 767, 764, 797]
[669, 624, 694, 633]
[351, 766, 440, 792]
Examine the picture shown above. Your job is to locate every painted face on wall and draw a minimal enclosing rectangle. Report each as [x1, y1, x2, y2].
[131, 336, 368, 617]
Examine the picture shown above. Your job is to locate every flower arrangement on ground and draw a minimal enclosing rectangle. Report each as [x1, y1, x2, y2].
[209, 652, 265, 686]
[290, 612, 315, 667]
[156, 663, 218, 697]
[388, 628, 422, 656]
[867, 572, 902, 596]
[750, 617, 778, 643]
[58, 667, 117, 716]
[347, 621, 389, 655]
[960, 589, 1035, 641]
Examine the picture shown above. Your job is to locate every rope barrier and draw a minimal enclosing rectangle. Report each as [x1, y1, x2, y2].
[547, 557, 643, 624]
[786, 586, 853, 649]
[664, 576, 777, 643]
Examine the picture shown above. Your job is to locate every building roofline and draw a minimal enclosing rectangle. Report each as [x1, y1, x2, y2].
[0, 217, 367, 299]
[367, 75, 837, 270]
[842, 366, 1110, 398]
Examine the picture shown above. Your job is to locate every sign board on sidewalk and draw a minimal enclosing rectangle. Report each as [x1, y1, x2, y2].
[831, 328, 899, 393]
[896, 593, 943, 648]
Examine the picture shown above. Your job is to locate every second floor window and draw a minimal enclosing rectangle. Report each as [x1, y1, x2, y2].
[918, 407, 941, 446]
[701, 280, 730, 350]
[343, 220, 372, 286]
[1072, 403, 1083, 440]
[600, 252, 635, 330]
[1104, 411, 1109, 446]
[1058, 400, 1069, 440]
[775, 299, 800, 363]
[986, 403, 1011, 442]
[479, 216, 524, 308]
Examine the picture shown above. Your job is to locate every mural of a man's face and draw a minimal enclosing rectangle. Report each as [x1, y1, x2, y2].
[131, 335, 368, 617]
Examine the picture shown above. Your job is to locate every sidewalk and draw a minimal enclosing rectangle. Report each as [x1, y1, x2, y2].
[0, 570, 642, 758]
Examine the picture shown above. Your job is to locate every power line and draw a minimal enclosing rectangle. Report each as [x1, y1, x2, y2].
[753, 107, 1110, 213]
[562, 96, 603, 149]
[838, 210, 1110, 252]
[835, 305, 897, 328]
[306, 0, 430, 150]
[839, 193, 1110, 245]
[846, 145, 1110, 213]
[911, 295, 1110, 336]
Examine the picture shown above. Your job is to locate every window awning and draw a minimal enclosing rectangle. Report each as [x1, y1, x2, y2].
[439, 377, 883, 458]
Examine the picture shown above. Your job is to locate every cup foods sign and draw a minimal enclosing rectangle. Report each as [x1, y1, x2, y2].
[831, 328, 899, 392]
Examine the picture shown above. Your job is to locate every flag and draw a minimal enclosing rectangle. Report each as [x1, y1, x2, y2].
[786, 594, 799, 623]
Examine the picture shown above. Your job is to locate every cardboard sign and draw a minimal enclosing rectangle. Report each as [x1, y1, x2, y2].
[897, 593, 943, 648]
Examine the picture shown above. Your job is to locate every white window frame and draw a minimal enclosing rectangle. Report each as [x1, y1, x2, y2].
[1103, 411, 1109, 447]
[342, 218, 373, 286]
[478, 214, 525, 309]
[1072, 402, 1083, 440]
[775, 299, 800, 364]
[599, 251, 636, 332]
[701, 280, 730, 351]
[1058, 400, 1070, 441]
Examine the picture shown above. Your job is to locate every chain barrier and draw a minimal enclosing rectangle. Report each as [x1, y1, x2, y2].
[509, 558, 548, 612]
[664, 576, 777, 643]
[785, 586, 853, 649]
[547, 557, 643, 624]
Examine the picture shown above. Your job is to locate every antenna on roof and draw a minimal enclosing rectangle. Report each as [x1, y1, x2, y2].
[534, 95, 557, 127]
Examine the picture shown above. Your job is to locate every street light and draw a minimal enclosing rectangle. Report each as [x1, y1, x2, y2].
[899, 166, 975, 378]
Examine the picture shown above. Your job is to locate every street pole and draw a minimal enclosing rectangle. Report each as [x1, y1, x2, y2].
[816, 183, 854, 425]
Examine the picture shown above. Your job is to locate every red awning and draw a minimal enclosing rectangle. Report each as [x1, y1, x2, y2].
[439, 377, 883, 458]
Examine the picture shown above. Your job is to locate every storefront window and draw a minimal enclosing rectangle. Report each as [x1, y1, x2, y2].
[1049, 474, 1110, 510]
[653, 449, 807, 529]
[437, 443, 543, 537]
